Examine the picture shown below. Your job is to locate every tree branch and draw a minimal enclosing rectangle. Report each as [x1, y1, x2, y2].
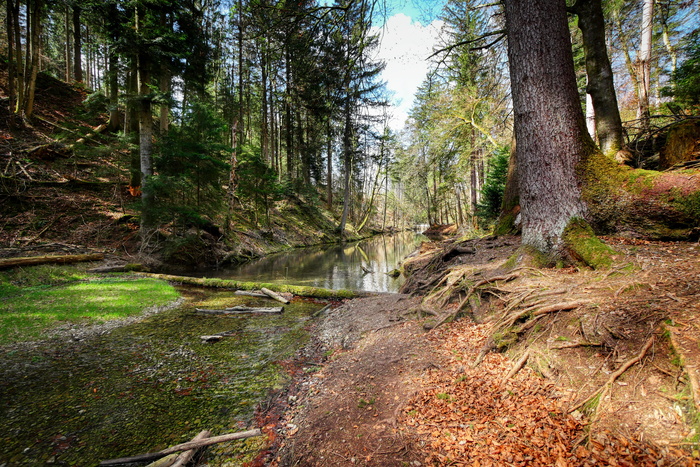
[428, 29, 506, 59]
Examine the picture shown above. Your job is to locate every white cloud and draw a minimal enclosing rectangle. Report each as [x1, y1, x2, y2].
[372, 13, 444, 131]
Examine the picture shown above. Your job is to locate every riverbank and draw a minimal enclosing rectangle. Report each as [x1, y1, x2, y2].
[265, 236, 700, 466]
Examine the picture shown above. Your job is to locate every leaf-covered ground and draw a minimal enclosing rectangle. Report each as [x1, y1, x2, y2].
[271, 237, 700, 466]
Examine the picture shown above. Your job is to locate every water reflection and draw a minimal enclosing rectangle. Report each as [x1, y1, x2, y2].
[210, 232, 426, 293]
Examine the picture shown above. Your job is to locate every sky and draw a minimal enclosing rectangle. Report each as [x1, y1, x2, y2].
[371, 0, 446, 131]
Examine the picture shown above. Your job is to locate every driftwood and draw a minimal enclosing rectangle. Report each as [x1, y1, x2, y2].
[261, 287, 290, 304]
[200, 330, 238, 342]
[0, 253, 104, 270]
[312, 304, 333, 318]
[171, 430, 210, 467]
[234, 290, 268, 298]
[196, 306, 284, 315]
[99, 429, 262, 466]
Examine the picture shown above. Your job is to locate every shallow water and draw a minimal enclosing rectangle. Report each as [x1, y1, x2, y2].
[0, 288, 321, 466]
[209, 232, 426, 293]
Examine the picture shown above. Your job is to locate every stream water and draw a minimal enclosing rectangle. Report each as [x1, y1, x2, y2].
[208, 231, 427, 293]
[0, 233, 425, 465]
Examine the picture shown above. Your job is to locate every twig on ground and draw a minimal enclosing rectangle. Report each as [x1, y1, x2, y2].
[571, 332, 656, 414]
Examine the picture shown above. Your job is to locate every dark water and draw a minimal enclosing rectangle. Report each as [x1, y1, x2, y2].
[211, 232, 427, 293]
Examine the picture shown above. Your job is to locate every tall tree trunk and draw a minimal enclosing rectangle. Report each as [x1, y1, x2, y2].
[64, 5, 72, 82]
[125, 65, 141, 189]
[136, 8, 154, 237]
[572, 0, 624, 157]
[6, 0, 17, 127]
[106, 2, 121, 132]
[326, 119, 333, 210]
[261, 46, 269, 163]
[23, 0, 42, 118]
[638, 0, 654, 128]
[339, 104, 353, 234]
[503, 0, 589, 253]
[73, 5, 82, 83]
[10, 0, 24, 115]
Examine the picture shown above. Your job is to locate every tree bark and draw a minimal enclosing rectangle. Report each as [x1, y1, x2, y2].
[571, 0, 624, 157]
[73, 5, 83, 83]
[136, 6, 154, 237]
[637, 0, 654, 128]
[503, 0, 590, 254]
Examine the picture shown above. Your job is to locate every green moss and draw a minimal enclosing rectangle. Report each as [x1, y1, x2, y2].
[0, 287, 322, 465]
[0, 275, 179, 344]
[563, 218, 616, 269]
[493, 329, 519, 350]
[673, 191, 700, 223]
[137, 273, 357, 299]
[504, 245, 551, 270]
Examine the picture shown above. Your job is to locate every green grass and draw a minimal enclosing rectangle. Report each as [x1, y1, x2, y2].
[0, 266, 179, 344]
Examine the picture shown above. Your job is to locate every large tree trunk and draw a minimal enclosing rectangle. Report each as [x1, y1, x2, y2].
[502, 0, 700, 256]
[572, 0, 624, 158]
[503, 0, 590, 254]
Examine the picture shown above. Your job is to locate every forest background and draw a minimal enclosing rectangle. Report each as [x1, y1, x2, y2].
[1, 0, 700, 265]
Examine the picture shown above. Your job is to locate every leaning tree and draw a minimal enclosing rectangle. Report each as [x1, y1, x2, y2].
[502, 0, 699, 265]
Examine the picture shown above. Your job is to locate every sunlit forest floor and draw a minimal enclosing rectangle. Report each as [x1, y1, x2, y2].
[270, 237, 700, 466]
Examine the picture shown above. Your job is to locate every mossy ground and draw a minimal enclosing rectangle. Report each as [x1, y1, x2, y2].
[0, 285, 323, 465]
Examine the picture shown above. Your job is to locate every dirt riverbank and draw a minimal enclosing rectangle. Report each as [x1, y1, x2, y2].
[263, 236, 700, 466]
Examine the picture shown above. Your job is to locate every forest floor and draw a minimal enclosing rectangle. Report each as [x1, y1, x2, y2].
[266, 235, 700, 466]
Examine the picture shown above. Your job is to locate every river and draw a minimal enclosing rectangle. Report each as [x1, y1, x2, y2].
[208, 231, 427, 293]
[0, 232, 426, 465]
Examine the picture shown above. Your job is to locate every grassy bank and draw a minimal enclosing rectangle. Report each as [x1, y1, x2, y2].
[0, 264, 179, 345]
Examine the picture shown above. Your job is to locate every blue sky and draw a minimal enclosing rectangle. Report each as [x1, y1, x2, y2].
[372, 0, 446, 130]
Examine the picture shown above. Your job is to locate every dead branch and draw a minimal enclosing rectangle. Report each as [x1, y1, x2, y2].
[234, 290, 268, 298]
[532, 300, 591, 317]
[551, 340, 604, 350]
[503, 349, 530, 381]
[571, 333, 656, 413]
[99, 429, 262, 466]
[195, 306, 283, 315]
[171, 430, 210, 467]
[261, 287, 291, 304]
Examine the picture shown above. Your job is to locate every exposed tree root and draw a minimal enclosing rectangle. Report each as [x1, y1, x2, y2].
[570, 332, 657, 414]
[503, 349, 530, 381]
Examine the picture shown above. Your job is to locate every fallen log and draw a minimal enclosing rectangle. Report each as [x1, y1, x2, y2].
[0, 253, 104, 270]
[171, 430, 210, 467]
[261, 287, 290, 304]
[133, 272, 358, 299]
[99, 428, 262, 466]
[200, 330, 238, 342]
[234, 290, 268, 298]
[196, 306, 284, 315]
[145, 453, 179, 467]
